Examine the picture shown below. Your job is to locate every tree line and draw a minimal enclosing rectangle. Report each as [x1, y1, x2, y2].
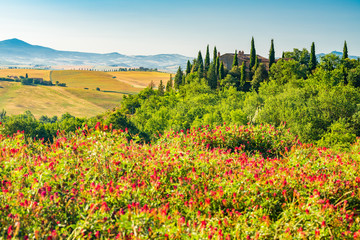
[170, 38, 354, 93]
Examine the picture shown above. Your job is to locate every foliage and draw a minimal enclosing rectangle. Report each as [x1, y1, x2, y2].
[251, 63, 268, 91]
[158, 80, 165, 96]
[175, 67, 184, 89]
[207, 63, 217, 90]
[249, 37, 256, 71]
[343, 41, 348, 59]
[269, 39, 275, 68]
[204, 45, 210, 74]
[269, 59, 308, 84]
[309, 42, 317, 71]
[2, 123, 360, 239]
[0, 111, 89, 142]
[232, 50, 238, 68]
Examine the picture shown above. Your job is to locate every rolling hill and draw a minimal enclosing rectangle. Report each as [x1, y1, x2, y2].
[0, 38, 191, 72]
[0, 69, 170, 117]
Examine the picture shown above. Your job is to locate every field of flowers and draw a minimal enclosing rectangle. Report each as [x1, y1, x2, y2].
[1, 123, 360, 239]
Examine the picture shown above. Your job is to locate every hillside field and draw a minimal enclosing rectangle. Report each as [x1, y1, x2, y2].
[108, 71, 171, 88]
[0, 69, 170, 118]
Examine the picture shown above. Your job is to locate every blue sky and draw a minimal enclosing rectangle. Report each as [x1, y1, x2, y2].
[1, 0, 359, 57]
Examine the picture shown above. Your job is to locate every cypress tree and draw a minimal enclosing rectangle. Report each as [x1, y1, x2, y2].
[219, 62, 225, 80]
[193, 51, 204, 77]
[166, 74, 173, 92]
[342, 66, 348, 85]
[215, 56, 220, 78]
[240, 61, 246, 89]
[198, 61, 204, 79]
[186, 60, 191, 75]
[253, 56, 259, 71]
[166, 81, 171, 92]
[309, 42, 317, 71]
[249, 37, 256, 70]
[205, 45, 210, 73]
[207, 63, 217, 89]
[197, 51, 204, 70]
[269, 39, 275, 68]
[232, 50, 239, 68]
[191, 59, 197, 73]
[343, 41, 348, 59]
[213, 46, 218, 63]
[158, 80, 165, 96]
[282, 52, 285, 59]
[174, 67, 183, 89]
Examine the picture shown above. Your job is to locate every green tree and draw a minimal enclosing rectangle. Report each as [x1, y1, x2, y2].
[240, 61, 246, 90]
[232, 50, 238, 68]
[269, 59, 308, 85]
[207, 63, 217, 89]
[213, 46, 217, 63]
[191, 59, 197, 73]
[158, 80, 165, 96]
[174, 67, 183, 89]
[251, 63, 268, 91]
[320, 54, 341, 71]
[343, 41, 348, 60]
[204, 45, 210, 74]
[25, 73, 28, 78]
[309, 42, 317, 71]
[215, 56, 220, 78]
[166, 74, 173, 92]
[220, 74, 238, 89]
[198, 62, 204, 79]
[219, 61, 225, 80]
[252, 56, 259, 72]
[186, 60, 191, 75]
[269, 39, 275, 68]
[318, 118, 356, 149]
[348, 66, 360, 88]
[283, 48, 310, 66]
[249, 37, 256, 70]
[197, 51, 203, 71]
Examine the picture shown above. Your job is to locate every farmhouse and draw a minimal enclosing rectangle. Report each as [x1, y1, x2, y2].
[219, 51, 270, 70]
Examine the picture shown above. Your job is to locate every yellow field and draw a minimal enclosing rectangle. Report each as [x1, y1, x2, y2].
[108, 71, 171, 88]
[0, 69, 51, 80]
[50, 70, 140, 93]
[0, 81, 123, 117]
[0, 70, 169, 118]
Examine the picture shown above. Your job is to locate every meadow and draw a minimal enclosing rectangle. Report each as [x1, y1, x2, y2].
[1, 123, 360, 239]
[0, 69, 170, 118]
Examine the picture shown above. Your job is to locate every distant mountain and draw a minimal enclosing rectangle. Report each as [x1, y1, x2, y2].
[0, 38, 192, 72]
[317, 51, 359, 60]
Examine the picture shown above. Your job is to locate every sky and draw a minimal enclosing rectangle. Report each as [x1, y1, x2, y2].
[0, 0, 359, 58]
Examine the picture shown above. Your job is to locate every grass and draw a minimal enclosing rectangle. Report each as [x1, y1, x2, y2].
[50, 70, 140, 93]
[64, 88, 123, 110]
[108, 71, 171, 88]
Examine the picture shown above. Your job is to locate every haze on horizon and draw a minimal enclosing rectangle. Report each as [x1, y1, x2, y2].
[1, 0, 359, 58]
